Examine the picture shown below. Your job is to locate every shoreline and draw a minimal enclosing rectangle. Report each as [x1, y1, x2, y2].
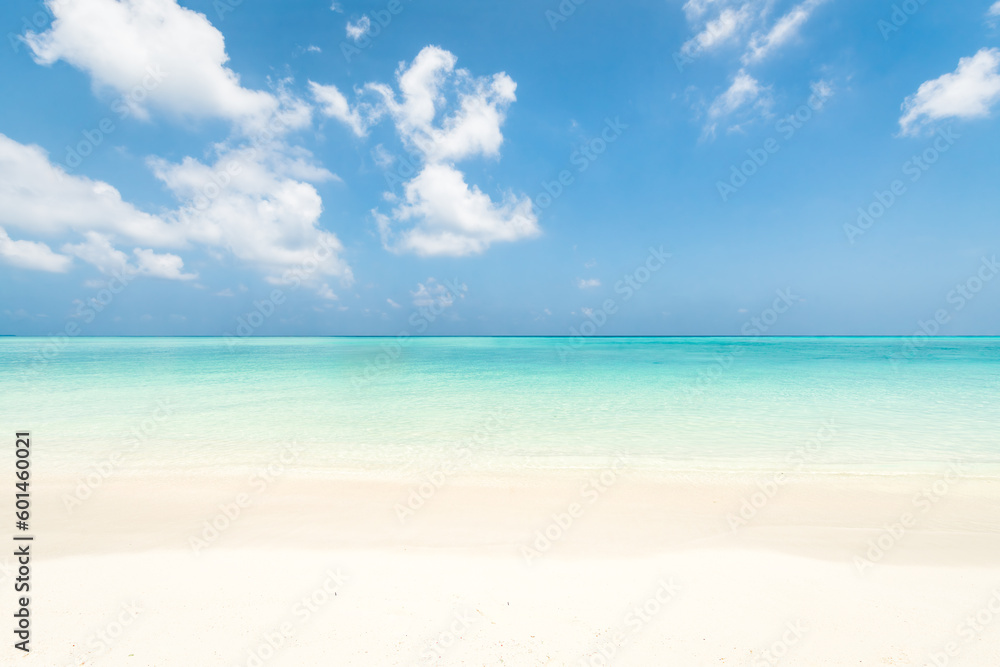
[38, 467, 1000, 562]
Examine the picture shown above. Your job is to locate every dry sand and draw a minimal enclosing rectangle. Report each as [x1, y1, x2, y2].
[13, 467, 1000, 665]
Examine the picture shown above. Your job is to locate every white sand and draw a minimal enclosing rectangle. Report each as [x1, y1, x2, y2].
[15, 469, 1000, 665]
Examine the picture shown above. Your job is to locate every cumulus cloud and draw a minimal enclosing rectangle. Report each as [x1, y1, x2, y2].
[0, 132, 350, 288]
[0, 227, 71, 273]
[150, 141, 352, 286]
[0, 134, 182, 246]
[7, 0, 354, 294]
[363, 47, 520, 164]
[133, 248, 197, 280]
[899, 48, 1000, 135]
[742, 0, 828, 65]
[576, 278, 601, 289]
[23, 0, 305, 133]
[315, 46, 539, 256]
[62, 232, 130, 274]
[61, 232, 196, 280]
[375, 162, 538, 256]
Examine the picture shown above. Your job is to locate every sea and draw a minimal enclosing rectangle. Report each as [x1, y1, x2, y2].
[2, 337, 998, 477]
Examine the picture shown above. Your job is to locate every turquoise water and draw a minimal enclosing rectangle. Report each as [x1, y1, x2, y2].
[1, 337, 998, 475]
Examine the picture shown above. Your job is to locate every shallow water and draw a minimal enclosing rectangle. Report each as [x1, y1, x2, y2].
[2, 337, 998, 475]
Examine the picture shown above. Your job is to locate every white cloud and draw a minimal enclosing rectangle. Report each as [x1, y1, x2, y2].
[24, 0, 306, 133]
[62, 232, 129, 274]
[330, 2, 343, 11]
[306, 45, 322, 54]
[989, 2, 1000, 18]
[314, 46, 539, 256]
[703, 69, 772, 137]
[150, 142, 352, 286]
[61, 231, 196, 280]
[365, 47, 519, 163]
[682, 0, 726, 22]
[708, 69, 765, 118]
[10, 1, 356, 291]
[809, 79, 835, 110]
[0, 133, 350, 289]
[216, 288, 234, 297]
[0, 226, 71, 272]
[316, 283, 338, 300]
[576, 278, 601, 289]
[742, 0, 827, 65]
[899, 48, 1000, 135]
[309, 81, 382, 136]
[133, 248, 197, 280]
[386, 298, 401, 308]
[375, 163, 538, 256]
[0, 134, 182, 246]
[371, 144, 395, 168]
[346, 16, 371, 41]
[410, 277, 465, 308]
[681, 4, 752, 56]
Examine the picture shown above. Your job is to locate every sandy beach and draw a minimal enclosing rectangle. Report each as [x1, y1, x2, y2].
[19, 467, 1000, 666]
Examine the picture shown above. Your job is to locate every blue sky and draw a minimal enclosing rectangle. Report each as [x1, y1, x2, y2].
[1, 0, 999, 336]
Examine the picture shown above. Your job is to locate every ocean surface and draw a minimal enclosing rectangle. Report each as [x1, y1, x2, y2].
[1, 337, 998, 476]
